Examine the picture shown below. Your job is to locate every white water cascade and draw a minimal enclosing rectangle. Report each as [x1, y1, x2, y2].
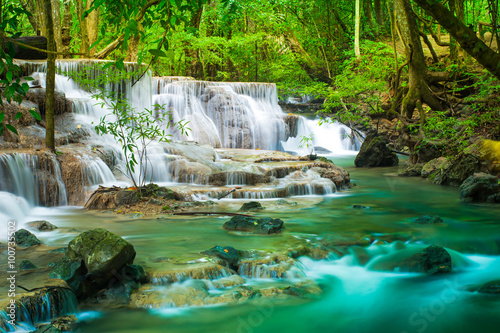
[152, 77, 288, 150]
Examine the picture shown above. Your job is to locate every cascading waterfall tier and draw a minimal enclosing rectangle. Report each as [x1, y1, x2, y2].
[152, 78, 288, 150]
[0, 153, 67, 207]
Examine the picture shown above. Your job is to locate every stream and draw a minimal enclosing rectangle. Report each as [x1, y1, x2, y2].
[5, 155, 500, 333]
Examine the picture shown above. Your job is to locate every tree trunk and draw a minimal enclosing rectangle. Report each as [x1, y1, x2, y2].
[43, 0, 56, 151]
[20, 0, 40, 35]
[86, 0, 99, 55]
[413, 0, 500, 80]
[61, 0, 72, 58]
[186, 5, 204, 78]
[51, 0, 62, 58]
[125, 33, 140, 62]
[364, 0, 375, 30]
[76, 0, 89, 57]
[374, 0, 384, 26]
[394, 0, 442, 118]
[355, 0, 361, 60]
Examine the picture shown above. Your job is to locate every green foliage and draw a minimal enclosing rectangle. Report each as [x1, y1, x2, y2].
[298, 134, 314, 154]
[0, 1, 34, 137]
[322, 40, 396, 126]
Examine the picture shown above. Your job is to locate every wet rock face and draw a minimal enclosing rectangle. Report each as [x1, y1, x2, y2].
[26, 220, 58, 231]
[14, 229, 42, 247]
[419, 245, 452, 274]
[414, 215, 444, 224]
[238, 201, 265, 212]
[201, 246, 241, 269]
[223, 215, 285, 234]
[67, 228, 136, 278]
[354, 135, 398, 167]
[459, 173, 500, 203]
[479, 280, 500, 294]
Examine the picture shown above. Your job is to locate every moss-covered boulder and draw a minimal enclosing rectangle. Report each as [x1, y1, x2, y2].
[354, 135, 398, 167]
[223, 216, 285, 234]
[67, 228, 136, 276]
[14, 229, 42, 247]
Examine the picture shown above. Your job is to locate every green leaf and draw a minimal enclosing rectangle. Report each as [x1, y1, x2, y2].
[0, 112, 4, 123]
[6, 71, 13, 83]
[29, 109, 42, 121]
[0, 125, 3, 136]
[5, 124, 18, 135]
[15, 112, 22, 120]
[148, 49, 168, 57]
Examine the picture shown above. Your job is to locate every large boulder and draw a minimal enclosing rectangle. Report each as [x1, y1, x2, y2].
[223, 216, 285, 234]
[53, 228, 137, 297]
[354, 135, 398, 167]
[67, 228, 136, 278]
[459, 173, 500, 203]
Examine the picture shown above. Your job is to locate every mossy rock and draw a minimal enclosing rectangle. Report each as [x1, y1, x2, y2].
[354, 135, 398, 167]
[66, 228, 136, 283]
[223, 216, 285, 234]
[238, 201, 265, 212]
[15, 229, 42, 247]
[414, 215, 444, 224]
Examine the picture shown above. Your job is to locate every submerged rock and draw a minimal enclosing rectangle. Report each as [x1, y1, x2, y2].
[354, 135, 398, 167]
[459, 173, 500, 203]
[414, 215, 444, 224]
[15, 229, 42, 247]
[201, 245, 241, 269]
[238, 201, 265, 212]
[479, 280, 500, 294]
[26, 220, 58, 231]
[223, 215, 285, 234]
[274, 199, 298, 206]
[30, 324, 63, 333]
[20, 260, 38, 270]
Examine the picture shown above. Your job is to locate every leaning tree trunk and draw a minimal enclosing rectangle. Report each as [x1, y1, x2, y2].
[413, 0, 500, 80]
[394, 0, 442, 119]
[43, 0, 56, 151]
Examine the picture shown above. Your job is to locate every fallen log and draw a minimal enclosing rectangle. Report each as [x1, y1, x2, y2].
[173, 212, 254, 217]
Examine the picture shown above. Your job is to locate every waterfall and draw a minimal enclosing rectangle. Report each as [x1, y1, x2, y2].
[282, 117, 362, 155]
[0, 153, 67, 206]
[152, 79, 288, 150]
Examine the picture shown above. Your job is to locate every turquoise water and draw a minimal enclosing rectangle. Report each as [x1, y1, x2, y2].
[7, 156, 500, 332]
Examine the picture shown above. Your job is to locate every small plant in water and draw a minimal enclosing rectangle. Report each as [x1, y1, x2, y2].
[299, 134, 317, 159]
[70, 63, 190, 189]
